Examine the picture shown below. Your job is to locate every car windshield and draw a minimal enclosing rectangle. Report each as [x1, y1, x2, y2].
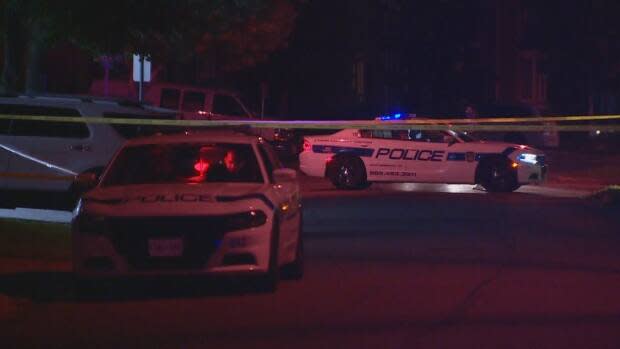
[101, 142, 263, 186]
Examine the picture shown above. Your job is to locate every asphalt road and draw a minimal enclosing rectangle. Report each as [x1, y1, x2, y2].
[2, 178, 620, 348]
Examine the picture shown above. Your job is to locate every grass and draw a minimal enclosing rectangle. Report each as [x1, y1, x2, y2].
[591, 185, 620, 208]
[0, 219, 71, 260]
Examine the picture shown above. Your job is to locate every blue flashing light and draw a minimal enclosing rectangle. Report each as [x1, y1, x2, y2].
[378, 112, 405, 121]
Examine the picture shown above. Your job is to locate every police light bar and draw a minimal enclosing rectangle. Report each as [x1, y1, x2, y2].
[375, 113, 416, 121]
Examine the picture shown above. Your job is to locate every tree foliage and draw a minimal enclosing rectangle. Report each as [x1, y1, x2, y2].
[0, 0, 299, 92]
[197, 0, 299, 72]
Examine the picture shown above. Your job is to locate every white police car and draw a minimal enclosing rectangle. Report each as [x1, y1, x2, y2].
[72, 131, 303, 291]
[0, 95, 175, 208]
[299, 119, 547, 192]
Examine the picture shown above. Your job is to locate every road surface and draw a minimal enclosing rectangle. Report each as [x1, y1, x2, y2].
[1, 178, 620, 348]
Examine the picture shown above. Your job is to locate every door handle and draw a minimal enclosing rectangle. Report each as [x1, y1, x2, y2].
[70, 144, 92, 152]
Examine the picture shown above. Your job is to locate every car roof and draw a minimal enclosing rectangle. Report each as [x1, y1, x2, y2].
[124, 130, 261, 146]
[0, 94, 143, 106]
[0, 94, 177, 117]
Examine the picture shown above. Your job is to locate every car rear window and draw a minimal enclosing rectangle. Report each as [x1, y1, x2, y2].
[102, 143, 263, 186]
[0, 104, 89, 138]
[103, 112, 175, 139]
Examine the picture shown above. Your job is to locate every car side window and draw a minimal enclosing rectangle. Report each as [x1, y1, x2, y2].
[361, 129, 409, 140]
[212, 94, 247, 117]
[409, 130, 452, 143]
[103, 112, 169, 139]
[0, 105, 89, 138]
[358, 129, 372, 138]
[160, 88, 181, 110]
[371, 130, 392, 139]
[182, 91, 205, 112]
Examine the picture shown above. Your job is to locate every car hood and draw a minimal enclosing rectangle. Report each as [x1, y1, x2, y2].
[81, 182, 271, 217]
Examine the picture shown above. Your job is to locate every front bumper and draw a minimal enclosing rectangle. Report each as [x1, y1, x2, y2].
[517, 163, 547, 184]
[72, 217, 274, 278]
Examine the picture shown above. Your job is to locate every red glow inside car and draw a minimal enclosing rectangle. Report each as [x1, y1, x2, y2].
[194, 159, 210, 174]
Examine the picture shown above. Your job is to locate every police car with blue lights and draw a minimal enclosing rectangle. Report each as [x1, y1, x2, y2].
[72, 130, 303, 291]
[299, 114, 547, 192]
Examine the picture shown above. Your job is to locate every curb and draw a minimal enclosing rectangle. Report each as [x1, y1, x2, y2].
[589, 185, 620, 207]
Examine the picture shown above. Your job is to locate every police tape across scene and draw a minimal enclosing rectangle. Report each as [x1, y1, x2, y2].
[1, 113, 620, 131]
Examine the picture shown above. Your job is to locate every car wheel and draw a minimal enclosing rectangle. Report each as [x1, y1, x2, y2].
[477, 157, 520, 193]
[329, 156, 368, 190]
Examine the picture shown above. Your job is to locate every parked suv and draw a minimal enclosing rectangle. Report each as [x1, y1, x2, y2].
[90, 81, 301, 157]
[0, 95, 174, 207]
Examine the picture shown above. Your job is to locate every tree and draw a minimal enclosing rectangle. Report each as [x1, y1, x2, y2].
[529, 0, 620, 114]
[196, 0, 300, 72]
[0, 0, 275, 93]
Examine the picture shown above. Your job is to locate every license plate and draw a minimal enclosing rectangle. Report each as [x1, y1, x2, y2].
[148, 238, 184, 257]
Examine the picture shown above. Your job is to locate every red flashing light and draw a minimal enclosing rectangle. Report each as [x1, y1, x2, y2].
[194, 159, 210, 174]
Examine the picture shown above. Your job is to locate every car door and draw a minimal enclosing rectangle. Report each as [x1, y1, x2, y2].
[180, 90, 207, 119]
[361, 129, 413, 182]
[402, 129, 451, 183]
[4, 105, 90, 192]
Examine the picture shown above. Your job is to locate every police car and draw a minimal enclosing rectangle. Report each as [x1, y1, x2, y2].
[299, 116, 547, 192]
[72, 131, 303, 291]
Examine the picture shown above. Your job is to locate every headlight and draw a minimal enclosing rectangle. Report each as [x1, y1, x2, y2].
[517, 153, 538, 165]
[226, 210, 267, 230]
[74, 214, 106, 235]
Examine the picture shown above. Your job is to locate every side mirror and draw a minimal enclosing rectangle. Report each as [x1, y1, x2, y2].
[273, 168, 297, 183]
[74, 172, 99, 191]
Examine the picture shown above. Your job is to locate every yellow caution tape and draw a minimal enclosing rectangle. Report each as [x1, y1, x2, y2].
[0, 113, 619, 131]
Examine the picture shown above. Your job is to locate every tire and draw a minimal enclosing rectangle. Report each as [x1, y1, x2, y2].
[476, 156, 520, 193]
[328, 156, 368, 190]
